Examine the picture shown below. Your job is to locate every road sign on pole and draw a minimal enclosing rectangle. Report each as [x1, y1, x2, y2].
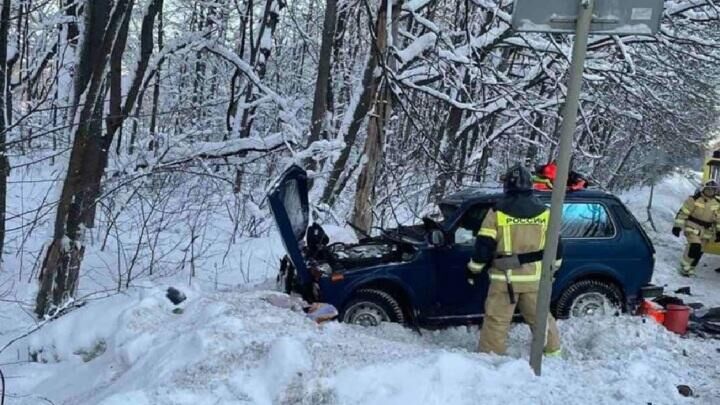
[512, 0, 664, 35]
[510, 0, 664, 377]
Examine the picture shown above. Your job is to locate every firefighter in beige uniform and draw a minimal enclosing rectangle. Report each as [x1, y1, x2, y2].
[467, 165, 563, 356]
[672, 181, 720, 277]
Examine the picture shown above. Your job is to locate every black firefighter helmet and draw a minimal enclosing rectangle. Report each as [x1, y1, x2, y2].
[501, 164, 533, 194]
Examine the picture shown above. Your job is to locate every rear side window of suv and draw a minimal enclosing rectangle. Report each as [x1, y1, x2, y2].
[562, 202, 615, 238]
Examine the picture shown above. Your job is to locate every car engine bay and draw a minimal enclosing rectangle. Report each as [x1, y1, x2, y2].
[305, 223, 418, 271]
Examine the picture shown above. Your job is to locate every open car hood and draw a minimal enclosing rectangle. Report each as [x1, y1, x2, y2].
[267, 165, 310, 285]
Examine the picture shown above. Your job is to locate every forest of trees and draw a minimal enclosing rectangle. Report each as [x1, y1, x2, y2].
[0, 0, 717, 316]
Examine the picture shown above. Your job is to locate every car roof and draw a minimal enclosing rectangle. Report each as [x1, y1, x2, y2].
[440, 187, 616, 207]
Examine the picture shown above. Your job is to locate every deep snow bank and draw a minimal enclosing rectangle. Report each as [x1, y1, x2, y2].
[3, 286, 719, 405]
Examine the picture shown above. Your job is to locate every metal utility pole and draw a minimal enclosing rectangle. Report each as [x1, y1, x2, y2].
[512, 0, 662, 377]
[529, 0, 595, 376]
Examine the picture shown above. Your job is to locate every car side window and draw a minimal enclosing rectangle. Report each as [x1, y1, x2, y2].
[562, 202, 615, 238]
[454, 205, 490, 245]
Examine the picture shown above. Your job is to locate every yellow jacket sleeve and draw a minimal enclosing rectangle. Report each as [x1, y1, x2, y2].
[674, 197, 695, 227]
[468, 209, 498, 273]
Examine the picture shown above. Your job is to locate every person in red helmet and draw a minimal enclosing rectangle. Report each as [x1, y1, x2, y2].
[532, 161, 557, 190]
[532, 161, 588, 191]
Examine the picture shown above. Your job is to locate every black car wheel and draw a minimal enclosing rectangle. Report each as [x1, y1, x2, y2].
[341, 289, 405, 326]
[554, 279, 623, 319]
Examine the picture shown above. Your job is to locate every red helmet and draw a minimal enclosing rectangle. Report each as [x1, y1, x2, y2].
[541, 161, 557, 180]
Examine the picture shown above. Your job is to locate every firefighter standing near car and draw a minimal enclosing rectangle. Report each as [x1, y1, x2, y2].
[466, 164, 563, 356]
[672, 181, 720, 277]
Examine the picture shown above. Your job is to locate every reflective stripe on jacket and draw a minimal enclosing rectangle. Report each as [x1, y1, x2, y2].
[675, 195, 720, 238]
[475, 208, 560, 284]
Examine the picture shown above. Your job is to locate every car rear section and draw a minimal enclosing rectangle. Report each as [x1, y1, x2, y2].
[605, 195, 660, 303]
[544, 192, 660, 318]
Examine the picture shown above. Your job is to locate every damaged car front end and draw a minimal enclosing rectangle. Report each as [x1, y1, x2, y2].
[268, 165, 423, 312]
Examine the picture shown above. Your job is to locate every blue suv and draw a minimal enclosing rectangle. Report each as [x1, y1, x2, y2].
[269, 165, 661, 327]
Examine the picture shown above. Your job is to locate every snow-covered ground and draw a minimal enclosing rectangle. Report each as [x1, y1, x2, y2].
[2, 174, 720, 405]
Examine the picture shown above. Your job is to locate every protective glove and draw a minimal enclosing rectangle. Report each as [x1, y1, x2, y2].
[672, 227, 682, 238]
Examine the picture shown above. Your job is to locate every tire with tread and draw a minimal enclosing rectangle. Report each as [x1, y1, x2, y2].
[554, 279, 623, 319]
[341, 288, 405, 325]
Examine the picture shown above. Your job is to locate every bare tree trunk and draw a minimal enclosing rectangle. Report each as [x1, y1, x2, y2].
[606, 142, 637, 190]
[36, 0, 164, 317]
[320, 2, 394, 207]
[350, 0, 401, 234]
[37, 0, 120, 317]
[149, 5, 164, 153]
[474, 115, 498, 184]
[58, 0, 80, 129]
[0, 0, 11, 261]
[646, 183, 657, 232]
[524, 113, 544, 166]
[351, 84, 390, 233]
[192, 6, 206, 121]
[237, 0, 286, 140]
[428, 85, 465, 203]
[455, 127, 470, 185]
[110, 1, 133, 155]
[224, 0, 252, 133]
[306, 0, 337, 173]
[233, 0, 286, 192]
[319, 52, 381, 206]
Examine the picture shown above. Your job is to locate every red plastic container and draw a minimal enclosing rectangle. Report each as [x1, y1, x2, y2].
[663, 304, 690, 335]
[638, 299, 666, 324]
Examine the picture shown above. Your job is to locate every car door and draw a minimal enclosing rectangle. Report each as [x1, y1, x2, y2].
[427, 204, 491, 320]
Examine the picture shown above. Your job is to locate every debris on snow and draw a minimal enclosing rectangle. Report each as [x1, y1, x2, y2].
[166, 287, 187, 305]
[677, 384, 694, 397]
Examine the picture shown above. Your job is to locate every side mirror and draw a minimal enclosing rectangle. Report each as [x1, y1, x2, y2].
[430, 229, 445, 246]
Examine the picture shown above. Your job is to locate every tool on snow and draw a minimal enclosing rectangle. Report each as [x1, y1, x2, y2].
[677, 385, 694, 397]
[674, 287, 692, 295]
[166, 287, 186, 305]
